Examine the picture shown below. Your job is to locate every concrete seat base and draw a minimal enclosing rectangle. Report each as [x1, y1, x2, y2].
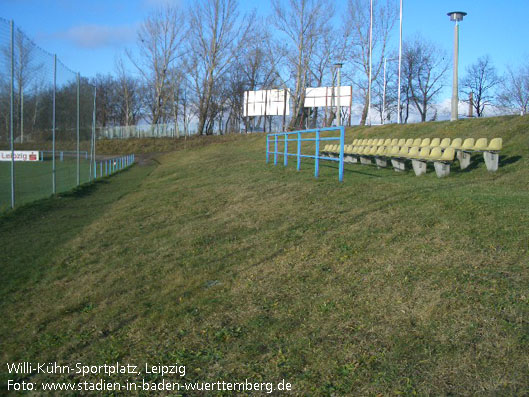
[391, 158, 406, 172]
[411, 159, 427, 176]
[375, 157, 388, 168]
[484, 151, 499, 172]
[360, 156, 372, 165]
[457, 150, 471, 169]
[434, 162, 451, 178]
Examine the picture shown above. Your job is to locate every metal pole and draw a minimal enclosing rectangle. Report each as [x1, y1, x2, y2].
[451, 21, 460, 121]
[297, 132, 301, 171]
[397, 0, 403, 124]
[92, 85, 97, 179]
[274, 135, 278, 165]
[382, 57, 387, 124]
[76, 72, 80, 186]
[339, 126, 344, 182]
[284, 133, 288, 166]
[282, 89, 287, 132]
[10, 20, 15, 208]
[337, 67, 341, 126]
[314, 129, 320, 178]
[52, 54, 56, 194]
[245, 91, 248, 133]
[367, 0, 373, 125]
[20, 91, 23, 144]
[266, 135, 269, 163]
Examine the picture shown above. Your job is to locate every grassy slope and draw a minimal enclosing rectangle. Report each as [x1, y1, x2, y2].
[1, 115, 528, 395]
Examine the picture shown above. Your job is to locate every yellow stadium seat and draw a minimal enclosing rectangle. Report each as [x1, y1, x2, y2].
[383, 138, 392, 146]
[412, 138, 422, 146]
[406, 146, 420, 158]
[398, 146, 409, 157]
[430, 138, 441, 147]
[428, 147, 443, 161]
[440, 138, 451, 148]
[418, 147, 430, 159]
[390, 138, 399, 146]
[461, 138, 475, 150]
[404, 138, 414, 147]
[376, 146, 386, 156]
[439, 147, 455, 162]
[367, 139, 374, 145]
[377, 138, 385, 146]
[420, 138, 431, 148]
[352, 139, 358, 145]
[369, 146, 377, 155]
[389, 146, 400, 156]
[473, 138, 488, 151]
[397, 138, 406, 146]
[487, 138, 502, 151]
[450, 138, 463, 149]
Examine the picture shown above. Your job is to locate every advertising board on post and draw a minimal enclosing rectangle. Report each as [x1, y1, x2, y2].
[0, 151, 40, 162]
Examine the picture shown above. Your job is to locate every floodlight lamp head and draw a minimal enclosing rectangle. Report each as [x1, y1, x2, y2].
[447, 11, 467, 22]
[333, 62, 343, 69]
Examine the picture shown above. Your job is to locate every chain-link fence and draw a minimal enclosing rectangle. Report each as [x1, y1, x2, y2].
[0, 18, 97, 211]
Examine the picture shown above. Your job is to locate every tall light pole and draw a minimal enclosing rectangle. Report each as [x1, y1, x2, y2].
[334, 62, 343, 126]
[447, 11, 467, 121]
[367, 0, 373, 125]
[397, 0, 403, 124]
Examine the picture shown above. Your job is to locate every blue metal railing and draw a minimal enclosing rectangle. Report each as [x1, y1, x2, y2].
[93, 154, 135, 179]
[266, 126, 345, 182]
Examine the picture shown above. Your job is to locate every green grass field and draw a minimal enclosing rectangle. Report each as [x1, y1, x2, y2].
[0, 159, 92, 211]
[1, 115, 529, 395]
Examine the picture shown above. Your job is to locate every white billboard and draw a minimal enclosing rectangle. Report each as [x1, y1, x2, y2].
[0, 150, 39, 161]
[304, 86, 352, 108]
[243, 89, 290, 116]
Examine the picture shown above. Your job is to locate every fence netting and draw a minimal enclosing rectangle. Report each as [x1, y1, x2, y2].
[0, 18, 96, 211]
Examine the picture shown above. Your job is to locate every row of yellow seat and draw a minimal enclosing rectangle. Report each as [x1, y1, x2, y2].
[324, 137, 502, 153]
[321, 137, 503, 177]
[337, 145, 456, 162]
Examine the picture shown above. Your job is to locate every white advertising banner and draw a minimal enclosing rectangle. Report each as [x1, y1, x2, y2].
[0, 150, 40, 162]
[304, 86, 352, 108]
[243, 89, 290, 116]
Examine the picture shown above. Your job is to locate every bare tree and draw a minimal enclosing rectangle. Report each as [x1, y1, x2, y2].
[308, 32, 347, 127]
[497, 62, 529, 115]
[460, 55, 500, 117]
[345, 0, 397, 125]
[128, 5, 186, 126]
[115, 56, 142, 126]
[187, 0, 251, 135]
[270, 0, 335, 130]
[372, 56, 398, 123]
[403, 37, 448, 122]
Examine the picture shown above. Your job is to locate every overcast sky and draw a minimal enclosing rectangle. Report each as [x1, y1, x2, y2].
[2, 0, 529, 105]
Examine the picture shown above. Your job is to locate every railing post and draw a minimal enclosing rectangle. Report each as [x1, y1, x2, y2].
[297, 132, 301, 171]
[266, 135, 269, 163]
[315, 129, 320, 178]
[339, 126, 344, 182]
[284, 133, 288, 166]
[274, 135, 278, 165]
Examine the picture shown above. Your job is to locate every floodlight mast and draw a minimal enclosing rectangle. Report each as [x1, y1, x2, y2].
[448, 11, 467, 121]
[334, 62, 343, 126]
[397, 0, 403, 124]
